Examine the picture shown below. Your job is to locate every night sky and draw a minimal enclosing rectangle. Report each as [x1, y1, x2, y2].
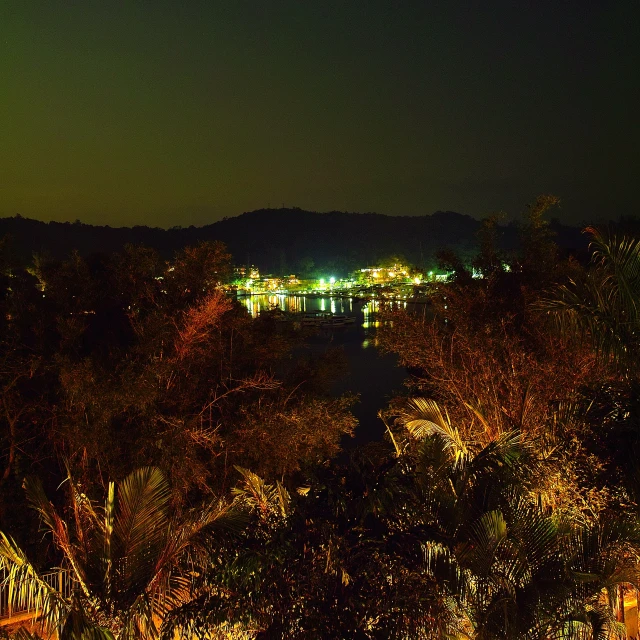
[1, 1, 638, 227]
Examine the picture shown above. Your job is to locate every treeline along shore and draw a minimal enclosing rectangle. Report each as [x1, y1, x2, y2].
[0, 206, 587, 276]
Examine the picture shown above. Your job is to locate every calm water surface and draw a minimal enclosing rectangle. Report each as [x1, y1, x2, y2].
[238, 294, 411, 447]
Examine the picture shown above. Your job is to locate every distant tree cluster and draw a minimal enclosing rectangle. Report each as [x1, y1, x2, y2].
[0, 207, 587, 278]
[0, 239, 355, 523]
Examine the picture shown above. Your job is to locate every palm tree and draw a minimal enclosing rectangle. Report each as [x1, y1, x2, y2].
[0, 467, 246, 640]
[159, 400, 640, 639]
[392, 397, 640, 639]
[165, 457, 472, 639]
[538, 226, 640, 372]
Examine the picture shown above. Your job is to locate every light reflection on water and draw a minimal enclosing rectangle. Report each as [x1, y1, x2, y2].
[362, 300, 378, 330]
[237, 294, 406, 350]
[236, 293, 412, 445]
[239, 294, 355, 318]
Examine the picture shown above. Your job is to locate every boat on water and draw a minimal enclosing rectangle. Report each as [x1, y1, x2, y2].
[301, 311, 333, 326]
[320, 318, 345, 328]
[319, 314, 356, 329]
[300, 311, 357, 328]
[332, 314, 356, 324]
[259, 306, 290, 322]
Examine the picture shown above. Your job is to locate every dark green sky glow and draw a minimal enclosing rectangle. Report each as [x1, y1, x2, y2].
[1, 1, 638, 227]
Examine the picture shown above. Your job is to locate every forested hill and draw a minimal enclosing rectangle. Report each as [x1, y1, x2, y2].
[0, 208, 585, 275]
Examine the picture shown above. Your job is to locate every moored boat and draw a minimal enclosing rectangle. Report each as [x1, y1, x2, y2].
[301, 311, 333, 326]
[332, 314, 356, 324]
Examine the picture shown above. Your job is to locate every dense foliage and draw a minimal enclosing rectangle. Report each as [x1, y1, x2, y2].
[2, 201, 640, 639]
[0, 239, 355, 522]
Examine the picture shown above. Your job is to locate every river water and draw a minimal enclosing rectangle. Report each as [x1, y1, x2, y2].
[237, 294, 409, 447]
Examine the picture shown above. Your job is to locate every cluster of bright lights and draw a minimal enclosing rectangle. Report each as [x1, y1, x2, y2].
[234, 262, 451, 296]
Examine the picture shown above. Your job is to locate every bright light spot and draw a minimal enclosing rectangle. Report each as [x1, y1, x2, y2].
[414, 277, 421, 284]
[319, 278, 325, 285]
[329, 277, 336, 284]
[429, 271, 434, 277]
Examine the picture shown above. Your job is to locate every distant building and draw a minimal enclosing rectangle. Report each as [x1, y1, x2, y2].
[357, 264, 412, 285]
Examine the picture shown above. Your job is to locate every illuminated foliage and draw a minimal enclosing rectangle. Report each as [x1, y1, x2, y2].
[0, 240, 355, 505]
[0, 467, 246, 640]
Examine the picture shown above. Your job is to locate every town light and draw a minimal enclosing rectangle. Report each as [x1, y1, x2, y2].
[329, 277, 335, 284]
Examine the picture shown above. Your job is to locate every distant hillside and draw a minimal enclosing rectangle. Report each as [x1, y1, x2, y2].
[0, 209, 585, 276]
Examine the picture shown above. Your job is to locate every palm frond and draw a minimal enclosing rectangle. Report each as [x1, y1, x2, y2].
[23, 475, 62, 535]
[537, 226, 640, 369]
[3, 467, 247, 640]
[232, 466, 291, 517]
[470, 430, 527, 478]
[62, 461, 103, 554]
[59, 605, 115, 640]
[114, 467, 171, 562]
[589, 226, 640, 325]
[118, 591, 158, 640]
[23, 476, 90, 597]
[556, 603, 627, 640]
[422, 540, 473, 604]
[103, 481, 115, 598]
[400, 398, 471, 467]
[9, 628, 46, 640]
[143, 496, 246, 622]
[0, 532, 68, 636]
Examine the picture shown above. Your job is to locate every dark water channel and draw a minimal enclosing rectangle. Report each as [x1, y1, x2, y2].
[238, 294, 410, 447]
